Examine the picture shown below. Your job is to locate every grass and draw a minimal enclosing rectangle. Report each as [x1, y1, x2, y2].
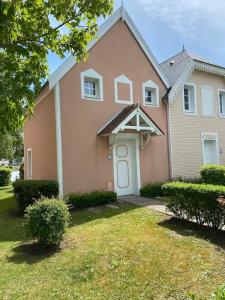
[0, 187, 225, 299]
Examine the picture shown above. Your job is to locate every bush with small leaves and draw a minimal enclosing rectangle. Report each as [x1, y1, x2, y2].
[25, 199, 70, 246]
[0, 166, 11, 186]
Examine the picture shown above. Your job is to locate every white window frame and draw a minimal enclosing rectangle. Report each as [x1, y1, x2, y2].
[182, 82, 197, 115]
[81, 68, 103, 101]
[142, 80, 159, 107]
[201, 85, 214, 117]
[27, 148, 32, 179]
[201, 133, 219, 165]
[114, 75, 133, 104]
[218, 88, 225, 117]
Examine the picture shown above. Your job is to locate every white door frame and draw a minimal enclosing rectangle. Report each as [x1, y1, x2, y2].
[113, 133, 141, 196]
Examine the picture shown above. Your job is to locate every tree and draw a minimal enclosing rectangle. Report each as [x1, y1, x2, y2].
[0, 130, 23, 162]
[0, 0, 113, 134]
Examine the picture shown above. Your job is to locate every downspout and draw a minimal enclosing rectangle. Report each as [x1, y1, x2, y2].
[54, 83, 64, 197]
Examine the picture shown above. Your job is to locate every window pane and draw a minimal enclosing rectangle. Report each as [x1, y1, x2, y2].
[184, 88, 190, 111]
[145, 90, 152, 103]
[219, 92, 225, 115]
[84, 80, 96, 97]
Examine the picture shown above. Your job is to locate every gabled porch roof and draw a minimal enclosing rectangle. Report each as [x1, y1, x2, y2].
[97, 104, 164, 136]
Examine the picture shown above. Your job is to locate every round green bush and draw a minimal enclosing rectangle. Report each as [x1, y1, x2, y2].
[0, 167, 12, 186]
[25, 199, 70, 246]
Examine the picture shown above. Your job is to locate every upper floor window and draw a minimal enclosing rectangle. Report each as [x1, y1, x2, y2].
[201, 86, 214, 116]
[114, 75, 133, 104]
[183, 83, 196, 114]
[219, 89, 225, 116]
[142, 80, 159, 107]
[81, 69, 103, 101]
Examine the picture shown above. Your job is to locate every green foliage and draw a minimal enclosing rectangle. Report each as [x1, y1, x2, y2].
[0, 129, 23, 161]
[25, 198, 70, 246]
[201, 165, 225, 186]
[162, 181, 225, 229]
[0, 166, 12, 186]
[0, 0, 113, 133]
[140, 182, 164, 197]
[67, 191, 117, 209]
[173, 176, 203, 184]
[13, 180, 59, 213]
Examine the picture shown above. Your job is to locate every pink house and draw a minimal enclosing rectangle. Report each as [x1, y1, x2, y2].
[24, 8, 170, 197]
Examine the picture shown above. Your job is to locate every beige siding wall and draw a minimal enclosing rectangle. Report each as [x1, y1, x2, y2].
[170, 70, 225, 178]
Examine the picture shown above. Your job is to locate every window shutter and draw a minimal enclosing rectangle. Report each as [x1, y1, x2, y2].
[202, 87, 213, 116]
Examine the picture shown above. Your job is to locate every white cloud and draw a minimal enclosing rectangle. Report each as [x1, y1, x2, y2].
[139, 0, 225, 41]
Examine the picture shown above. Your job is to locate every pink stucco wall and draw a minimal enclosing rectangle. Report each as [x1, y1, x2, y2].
[24, 88, 57, 180]
[59, 20, 169, 195]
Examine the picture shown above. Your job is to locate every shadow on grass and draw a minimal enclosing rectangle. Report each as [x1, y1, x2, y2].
[7, 242, 61, 265]
[6, 202, 139, 264]
[158, 217, 225, 251]
[69, 201, 139, 227]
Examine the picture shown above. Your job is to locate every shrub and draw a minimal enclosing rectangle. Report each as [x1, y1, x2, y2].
[67, 191, 117, 210]
[13, 180, 59, 213]
[19, 163, 24, 180]
[140, 182, 164, 198]
[25, 199, 70, 246]
[172, 176, 203, 184]
[201, 165, 225, 186]
[0, 166, 12, 187]
[162, 181, 225, 229]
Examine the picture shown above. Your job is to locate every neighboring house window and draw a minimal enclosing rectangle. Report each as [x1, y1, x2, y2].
[219, 89, 225, 116]
[201, 86, 214, 116]
[201, 133, 219, 165]
[27, 149, 32, 179]
[183, 83, 196, 114]
[142, 80, 159, 107]
[81, 69, 103, 101]
[114, 75, 133, 104]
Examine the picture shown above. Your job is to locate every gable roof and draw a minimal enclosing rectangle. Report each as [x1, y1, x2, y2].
[48, 7, 170, 90]
[98, 103, 164, 136]
[161, 49, 225, 102]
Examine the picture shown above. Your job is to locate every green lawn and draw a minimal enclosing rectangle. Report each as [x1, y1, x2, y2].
[0, 187, 225, 299]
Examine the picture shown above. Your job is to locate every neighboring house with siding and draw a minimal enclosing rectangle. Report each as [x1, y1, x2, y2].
[24, 7, 170, 197]
[161, 49, 225, 178]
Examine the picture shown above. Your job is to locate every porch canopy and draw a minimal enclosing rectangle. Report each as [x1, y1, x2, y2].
[98, 104, 164, 149]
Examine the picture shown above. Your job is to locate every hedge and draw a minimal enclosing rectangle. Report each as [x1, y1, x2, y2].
[140, 182, 164, 198]
[162, 181, 225, 229]
[0, 167, 12, 186]
[201, 165, 225, 185]
[67, 191, 117, 210]
[13, 180, 59, 213]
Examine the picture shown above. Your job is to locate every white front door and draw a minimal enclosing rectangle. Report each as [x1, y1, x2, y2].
[203, 140, 218, 164]
[114, 140, 134, 196]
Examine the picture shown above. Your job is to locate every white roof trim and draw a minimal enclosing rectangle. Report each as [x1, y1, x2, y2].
[49, 7, 170, 90]
[112, 106, 163, 135]
[168, 60, 225, 102]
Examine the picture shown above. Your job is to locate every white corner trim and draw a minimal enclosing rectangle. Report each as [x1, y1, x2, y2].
[166, 103, 173, 179]
[114, 75, 133, 104]
[182, 82, 197, 115]
[201, 132, 219, 165]
[80, 68, 104, 101]
[49, 7, 170, 90]
[27, 148, 32, 179]
[54, 83, 64, 197]
[218, 88, 225, 118]
[201, 85, 215, 117]
[142, 80, 160, 107]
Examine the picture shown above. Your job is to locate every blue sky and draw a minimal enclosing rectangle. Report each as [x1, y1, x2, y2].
[48, 0, 225, 75]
